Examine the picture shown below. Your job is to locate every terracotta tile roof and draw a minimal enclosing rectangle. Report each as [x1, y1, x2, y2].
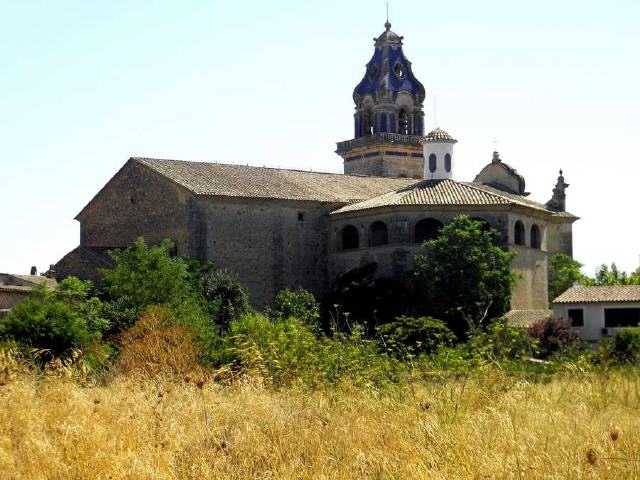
[135, 158, 415, 203]
[553, 286, 640, 304]
[331, 178, 573, 216]
[504, 309, 553, 328]
[424, 128, 456, 143]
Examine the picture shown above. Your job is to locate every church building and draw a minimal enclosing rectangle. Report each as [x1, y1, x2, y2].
[55, 21, 578, 312]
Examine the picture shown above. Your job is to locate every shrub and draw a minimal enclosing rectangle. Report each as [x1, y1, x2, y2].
[100, 238, 197, 331]
[202, 269, 250, 332]
[599, 328, 640, 365]
[0, 278, 108, 357]
[377, 316, 455, 357]
[116, 305, 205, 379]
[467, 319, 537, 362]
[272, 287, 319, 328]
[215, 314, 403, 388]
[527, 317, 578, 358]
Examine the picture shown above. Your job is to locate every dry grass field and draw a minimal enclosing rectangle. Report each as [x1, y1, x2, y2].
[1, 357, 640, 479]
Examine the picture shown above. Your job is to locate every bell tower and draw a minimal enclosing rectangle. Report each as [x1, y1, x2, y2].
[336, 21, 426, 179]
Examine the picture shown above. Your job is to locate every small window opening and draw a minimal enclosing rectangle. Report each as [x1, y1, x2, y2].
[369, 221, 389, 247]
[342, 225, 359, 250]
[444, 153, 452, 172]
[428, 154, 437, 173]
[514, 220, 525, 245]
[568, 309, 584, 327]
[531, 224, 541, 249]
[298, 212, 304, 222]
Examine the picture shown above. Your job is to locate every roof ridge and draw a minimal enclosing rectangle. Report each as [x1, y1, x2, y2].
[133, 157, 401, 179]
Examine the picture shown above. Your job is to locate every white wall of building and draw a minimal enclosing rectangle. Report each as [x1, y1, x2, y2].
[423, 142, 454, 180]
[553, 302, 640, 341]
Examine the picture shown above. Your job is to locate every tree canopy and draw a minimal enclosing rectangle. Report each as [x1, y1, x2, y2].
[413, 215, 515, 337]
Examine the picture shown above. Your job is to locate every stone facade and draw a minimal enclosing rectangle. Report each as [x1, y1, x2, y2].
[188, 196, 336, 307]
[77, 161, 191, 254]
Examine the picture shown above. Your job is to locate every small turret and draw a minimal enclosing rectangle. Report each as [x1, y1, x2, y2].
[422, 128, 457, 180]
[546, 169, 569, 212]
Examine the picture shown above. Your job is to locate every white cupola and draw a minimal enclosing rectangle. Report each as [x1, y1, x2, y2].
[422, 128, 457, 180]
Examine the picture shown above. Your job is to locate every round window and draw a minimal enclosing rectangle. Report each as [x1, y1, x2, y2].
[393, 62, 406, 79]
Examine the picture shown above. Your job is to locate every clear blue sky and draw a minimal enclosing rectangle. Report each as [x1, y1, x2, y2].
[1, 0, 639, 276]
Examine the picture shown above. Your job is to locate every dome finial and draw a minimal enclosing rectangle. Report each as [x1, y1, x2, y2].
[385, 1, 391, 30]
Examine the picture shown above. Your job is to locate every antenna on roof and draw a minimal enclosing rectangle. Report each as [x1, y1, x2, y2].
[386, 1, 389, 22]
[492, 138, 499, 152]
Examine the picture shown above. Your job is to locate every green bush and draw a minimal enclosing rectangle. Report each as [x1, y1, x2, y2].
[599, 328, 640, 365]
[271, 287, 319, 328]
[100, 238, 197, 331]
[377, 316, 455, 357]
[0, 278, 108, 357]
[214, 314, 402, 388]
[202, 268, 250, 332]
[466, 319, 537, 363]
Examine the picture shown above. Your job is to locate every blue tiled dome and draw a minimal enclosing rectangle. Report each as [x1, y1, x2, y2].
[353, 22, 425, 104]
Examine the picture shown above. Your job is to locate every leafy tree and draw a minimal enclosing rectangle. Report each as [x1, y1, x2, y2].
[272, 287, 320, 329]
[413, 215, 515, 337]
[586, 263, 640, 286]
[377, 316, 455, 357]
[99, 238, 197, 331]
[0, 278, 108, 356]
[202, 268, 250, 332]
[548, 253, 587, 303]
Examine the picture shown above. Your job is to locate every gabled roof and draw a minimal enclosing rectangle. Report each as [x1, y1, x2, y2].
[554, 286, 640, 304]
[134, 157, 415, 203]
[330, 178, 576, 217]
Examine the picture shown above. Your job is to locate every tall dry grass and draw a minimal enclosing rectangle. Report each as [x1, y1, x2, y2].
[1, 361, 639, 479]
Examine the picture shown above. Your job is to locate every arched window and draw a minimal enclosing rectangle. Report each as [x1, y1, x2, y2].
[444, 153, 452, 172]
[531, 224, 541, 249]
[361, 110, 374, 136]
[398, 109, 409, 135]
[369, 221, 389, 247]
[514, 220, 525, 245]
[379, 113, 387, 133]
[428, 154, 437, 173]
[342, 225, 359, 250]
[415, 218, 444, 243]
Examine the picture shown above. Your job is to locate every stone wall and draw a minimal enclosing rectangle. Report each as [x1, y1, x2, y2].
[343, 153, 424, 179]
[510, 245, 548, 310]
[0, 289, 30, 310]
[546, 220, 574, 257]
[330, 207, 552, 310]
[189, 196, 337, 308]
[78, 161, 191, 254]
